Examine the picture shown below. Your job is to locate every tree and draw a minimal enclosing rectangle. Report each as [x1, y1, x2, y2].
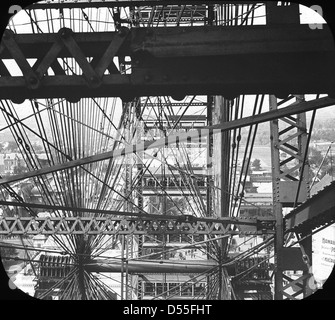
[0, 245, 17, 258]
[13, 164, 26, 174]
[32, 142, 44, 153]
[251, 158, 262, 171]
[309, 147, 326, 167]
[257, 131, 270, 145]
[2, 206, 14, 217]
[308, 146, 332, 182]
[5, 140, 19, 152]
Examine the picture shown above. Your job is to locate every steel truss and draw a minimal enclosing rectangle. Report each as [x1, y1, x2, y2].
[1, 14, 334, 101]
[0, 215, 275, 236]
[270, 95, 313, 300]
[285, 181, 335, 234]
[0, 1, 335, 301]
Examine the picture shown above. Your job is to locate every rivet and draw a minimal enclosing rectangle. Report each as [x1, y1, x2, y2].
[118, 27, 129, 37]
[3, 30, 12, 39]
[90, 76, 99, 83]
[29, 77, 38, 85]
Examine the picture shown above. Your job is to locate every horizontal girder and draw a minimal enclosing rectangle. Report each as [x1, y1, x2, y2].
[285, 181, 335, 234]
[1, 24, 334, 101]
[0, 96, 334, 187]
[85, 259, 218, 274]
[2, 25, 332, 59]
[0, 216, 275, 236]
[29, 1, 257, 10]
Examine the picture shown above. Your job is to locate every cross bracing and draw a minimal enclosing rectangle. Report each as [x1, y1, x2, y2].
[0, 1, 335, 301]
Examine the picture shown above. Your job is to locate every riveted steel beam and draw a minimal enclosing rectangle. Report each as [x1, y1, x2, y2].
[0, 96, 334, 187]
[285, 181, 335, 234]
[0, 215, 275, 236]
[1, 25, 334, 101]
[85, 259, 218, 274]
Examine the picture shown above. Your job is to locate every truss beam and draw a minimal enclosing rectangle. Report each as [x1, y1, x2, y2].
[85, 259, 218, 274]
[0, 215, 275, 236]
[1, 25, 334, 101]
[0, 96, 334, 187]
[285, 181, 335, 234]
[0, 200, 274, 226]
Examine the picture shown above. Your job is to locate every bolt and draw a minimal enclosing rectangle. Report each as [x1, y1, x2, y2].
[3, 30, 12, 40]
[118, 27, 128, 37]
[29, 77, 38, 86]
[59, 28, 72, 38]
[146, 29, 153, 36]
[90, 76, 98, 83]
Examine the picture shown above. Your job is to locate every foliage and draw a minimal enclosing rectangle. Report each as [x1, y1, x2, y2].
[312, 117, 335, 142]
[251, 158, 262, 171]
[309, 147, 327, 166]
[1, 206, 15, 217]
[32, 142, 44, 153]
[0, 245, 17, 258]
[13, 164, 26, 174]
[308, 146, 334, 182]
[4, 140, 19, 152]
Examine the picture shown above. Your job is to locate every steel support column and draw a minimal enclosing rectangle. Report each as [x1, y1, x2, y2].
[206, 95, 214, 299]
[270, 95, 311, 300]
[122, 102, 132, 300]
[135, 100, 144, 300]
[85, 259, 218, 274]
[270, 95, 284, 300]
[1, 24, 334, 101]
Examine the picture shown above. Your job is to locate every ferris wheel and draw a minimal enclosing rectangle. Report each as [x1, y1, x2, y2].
[1, 1, 333, 300]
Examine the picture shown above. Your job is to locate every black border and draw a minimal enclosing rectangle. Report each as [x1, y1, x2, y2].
[0, 0, 334, 309]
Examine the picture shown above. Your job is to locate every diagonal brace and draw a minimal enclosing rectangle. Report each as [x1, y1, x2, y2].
[2, 29, 39, 89]
[58, 28, 101, 88]
[94, 27, 129, 78]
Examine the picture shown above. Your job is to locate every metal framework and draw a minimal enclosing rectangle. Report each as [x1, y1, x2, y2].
[270, 95, 311, 300]
[285, 181, 335, 234]
[0, 215, 275, 236]
[0, 1, 335, 301]
[1, 16, 335, 101]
